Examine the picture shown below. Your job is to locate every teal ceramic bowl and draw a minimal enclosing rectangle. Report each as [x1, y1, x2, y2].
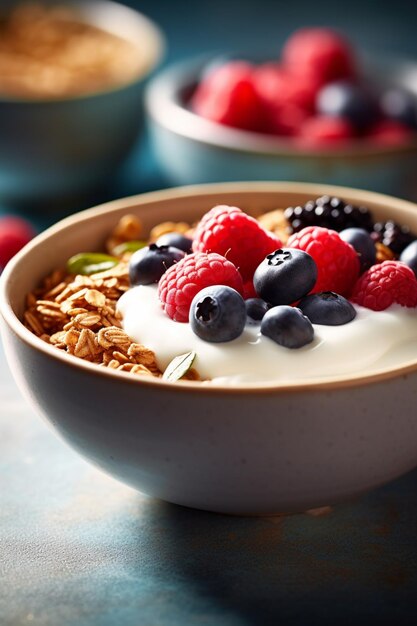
[0, 0, 164, 205]
[146, 56, 417, 197]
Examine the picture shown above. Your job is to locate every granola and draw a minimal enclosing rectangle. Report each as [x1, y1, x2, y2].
[0, 3, 145, 99]
[24, 215, 163, 379]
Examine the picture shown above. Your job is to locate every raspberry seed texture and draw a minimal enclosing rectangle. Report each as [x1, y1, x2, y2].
[287, 225, 360, 296]
[192, 205, 282, 280]
[351, 261, 417, 311]
[158, 252, 244, 322]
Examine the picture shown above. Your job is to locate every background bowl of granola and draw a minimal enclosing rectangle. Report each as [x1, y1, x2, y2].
[0, 1, 164, 205]
[1, 181, 417, 515]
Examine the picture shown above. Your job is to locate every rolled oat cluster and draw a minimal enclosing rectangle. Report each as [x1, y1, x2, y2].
[24, 214, 202, 381]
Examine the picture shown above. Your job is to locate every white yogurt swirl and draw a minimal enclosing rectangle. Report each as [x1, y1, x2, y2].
[118, 285, 417, 385]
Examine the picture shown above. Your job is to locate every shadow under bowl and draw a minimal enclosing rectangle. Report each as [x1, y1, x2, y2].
[1, 181, 417, 514]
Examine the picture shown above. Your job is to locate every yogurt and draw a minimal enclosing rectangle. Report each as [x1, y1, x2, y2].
[118, 285, 417, 385]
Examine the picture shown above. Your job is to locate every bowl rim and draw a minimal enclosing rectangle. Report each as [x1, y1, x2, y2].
[2, 180, 417, 395]
[145, 55, 417, 159]
[0, 0, 165, 105]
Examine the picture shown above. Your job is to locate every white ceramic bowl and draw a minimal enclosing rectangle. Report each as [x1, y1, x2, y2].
[1, 182, 417, 515]
[146, 57, 417, 196]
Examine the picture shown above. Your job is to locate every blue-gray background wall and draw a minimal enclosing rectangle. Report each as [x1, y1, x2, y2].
[124, 0, 417, 60]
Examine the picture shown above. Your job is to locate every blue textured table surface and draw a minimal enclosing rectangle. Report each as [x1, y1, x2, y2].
[1, 337, 417, 625]
[1, 1, 417, 624]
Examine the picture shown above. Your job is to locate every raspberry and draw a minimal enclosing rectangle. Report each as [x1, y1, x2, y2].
[351, 261, 417, 311]
[253, 64, 318, 135]
[158, 252, 244, 322]
[282, 28, 356, 85]
[191, 61, 266, 132]
[253, 63, 319, 113]
[0, 215, 35, 270]
[268, 104, 310, 136]
[192, 205, 282, 280]
[287, 226, 360, 296]
[296, 116, 355, 147]
[242, 279, 257, 300]
[366, 120, 414, 146]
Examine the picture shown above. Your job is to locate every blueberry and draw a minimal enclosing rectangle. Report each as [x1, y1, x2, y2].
[253, 248, 317, 306]
[400, 240, 417, 277]
[189, 285, 246, 342]
[380, 89, 417, 129]
[261, 306, 314, 349]
[298, 291, 356, 325]
[245, 298, 269, 321]
[156, 232, 193, 254]
[129, 243, 185, 285]
[317, 81, 377, 130]
[339, 227, 376, 273]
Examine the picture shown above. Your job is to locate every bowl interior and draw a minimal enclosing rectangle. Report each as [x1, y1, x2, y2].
[146, 55, 417, 157]
[0, 0, 165, 101]
[3, 181, 417, 388]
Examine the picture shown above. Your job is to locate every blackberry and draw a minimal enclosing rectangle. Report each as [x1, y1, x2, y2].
[284, 196, 374, 234]
[371, 221, 416, 255]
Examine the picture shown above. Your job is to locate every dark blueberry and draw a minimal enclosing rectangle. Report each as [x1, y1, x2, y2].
[156, 232, 193, 254]
[261, 306, 314, 349]
[245, 298, 269, 321]
[129, 243, 185, 285]
[189, 285, 246, 343]
[298, 291, 356, 326]
[285, 196, 374, 234]
[317, 81, 377, 130]
[380, 89, 417, 129]
[339, 227, 376, 273]
[372, 220, 415, 255]
[400, 240, 417, 277]
[253, 248, 317, 306]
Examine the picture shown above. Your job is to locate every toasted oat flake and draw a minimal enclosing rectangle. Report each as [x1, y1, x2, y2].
[84, 289, 106, 308]
[149, 221, 191, 241]
[73, 312, 102, 328]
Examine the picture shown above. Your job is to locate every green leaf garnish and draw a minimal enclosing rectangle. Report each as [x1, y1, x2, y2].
[113, 240, 147, 256]
[162, 351, 196, 382]
[67, 252, 119, 275]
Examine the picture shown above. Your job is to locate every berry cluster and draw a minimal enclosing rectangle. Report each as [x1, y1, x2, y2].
[283, 195, 416, 257]
[127, 199, 417, 350]
[190, 28, 417, 148]
[284, 195, 373, 233]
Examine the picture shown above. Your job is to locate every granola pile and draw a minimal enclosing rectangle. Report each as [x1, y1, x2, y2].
[23, 214, 204, 381]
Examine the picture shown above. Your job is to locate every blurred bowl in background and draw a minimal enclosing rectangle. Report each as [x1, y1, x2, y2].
[146, 56, 417, 197]
[0, 0, 164, 206]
